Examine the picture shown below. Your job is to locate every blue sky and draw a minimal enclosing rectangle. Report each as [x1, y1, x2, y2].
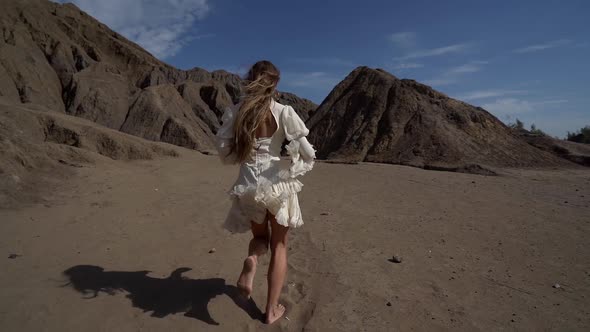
[58, 0, 590, 137]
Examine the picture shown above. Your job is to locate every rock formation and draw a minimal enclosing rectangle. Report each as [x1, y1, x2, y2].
[307, 67, 572, 172]
[0, 0, 316, 151]
[0, 0, 317, 205]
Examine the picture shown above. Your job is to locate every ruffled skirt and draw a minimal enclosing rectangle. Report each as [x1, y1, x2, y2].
[223, 153, 306, 233]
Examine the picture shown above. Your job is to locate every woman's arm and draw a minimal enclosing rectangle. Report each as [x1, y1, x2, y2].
[295, 136, 316, 162]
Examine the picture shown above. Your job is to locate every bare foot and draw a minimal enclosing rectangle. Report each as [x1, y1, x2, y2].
[237, 256, 256, 298]
[265, 303, 286, 324]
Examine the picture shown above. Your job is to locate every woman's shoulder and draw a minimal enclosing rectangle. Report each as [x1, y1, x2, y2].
[271, 99, 293, 121]
[273, 99, 300, 117]
[271, 99, 288, 112]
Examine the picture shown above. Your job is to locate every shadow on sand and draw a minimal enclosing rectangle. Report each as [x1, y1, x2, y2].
[62, 265, 263, 325]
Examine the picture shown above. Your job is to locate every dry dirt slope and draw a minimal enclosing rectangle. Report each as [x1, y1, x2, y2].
[0, 151, 589, 331]
[0, 99, 184, 209]
[0, 0, 317, 208]
[0, 0, 316, 151]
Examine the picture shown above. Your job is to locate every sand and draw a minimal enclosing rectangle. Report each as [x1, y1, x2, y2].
[1, 151, 589, 331]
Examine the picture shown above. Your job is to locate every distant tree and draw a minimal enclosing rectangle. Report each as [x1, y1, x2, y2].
[566, 125, 590, 144]
[529, 123, 547, 136]
[508, 118, 525, 130]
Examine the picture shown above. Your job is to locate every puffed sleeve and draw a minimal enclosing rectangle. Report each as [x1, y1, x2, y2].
[296, 136, 316, 162]
[215, 105, 237, 164]
[280, 105, 316, 178]
[281, 105, 310, 141]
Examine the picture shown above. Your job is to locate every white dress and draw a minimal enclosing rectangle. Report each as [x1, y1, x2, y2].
[214, 99, 316, 233]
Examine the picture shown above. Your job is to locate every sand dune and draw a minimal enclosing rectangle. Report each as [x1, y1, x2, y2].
[1, 152, 589, 331]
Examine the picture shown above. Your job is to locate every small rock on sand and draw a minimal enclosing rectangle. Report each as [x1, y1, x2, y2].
[389, 255, 402, 263]
[209, 248, 216, 253]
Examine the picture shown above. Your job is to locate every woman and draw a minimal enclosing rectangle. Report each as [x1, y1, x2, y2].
[215, 60, 316, 324]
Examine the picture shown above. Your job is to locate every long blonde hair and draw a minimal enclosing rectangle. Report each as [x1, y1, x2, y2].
[231, 60, 280, 163]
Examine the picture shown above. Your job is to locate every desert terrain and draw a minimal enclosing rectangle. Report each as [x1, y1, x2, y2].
[2, 1, 590, 331]
[1, 150, 589, 331]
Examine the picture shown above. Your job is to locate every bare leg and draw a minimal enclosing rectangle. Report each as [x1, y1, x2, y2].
[237, 219, 269, 298]
[266, 213, 288, 324]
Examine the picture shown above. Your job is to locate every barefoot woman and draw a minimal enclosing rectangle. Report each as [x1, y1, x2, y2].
[214, 60, 316, 324]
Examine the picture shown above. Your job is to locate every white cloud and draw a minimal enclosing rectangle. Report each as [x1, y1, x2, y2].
[389, 33, 474, 76]
[57, 0, 211, 59]
[422, 78, 457, 87]
[391, 62, 424, 70]
[458, 89, 528, 101]
[537, 99, 569, 105]
[481, 98, 568, 117]
[481, 98, 534, 116]
[448, 63, 482, 74]
[393, 43, 471, 60]
[423, 60, 488, 88]
[513, 39, 572, 54]
[389, 32, 416, 49]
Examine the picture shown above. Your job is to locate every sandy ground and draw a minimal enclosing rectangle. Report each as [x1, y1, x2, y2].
[1, 151, 589, 331]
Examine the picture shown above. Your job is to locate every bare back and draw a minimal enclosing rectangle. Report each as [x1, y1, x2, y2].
[255, 110, 278, 139]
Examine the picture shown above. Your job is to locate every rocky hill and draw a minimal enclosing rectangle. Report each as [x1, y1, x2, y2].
[0, 0, 317, 206]
[0, 0, 316, 151]
[2, 0, 584, 186]
[306, 67, 573, 173]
